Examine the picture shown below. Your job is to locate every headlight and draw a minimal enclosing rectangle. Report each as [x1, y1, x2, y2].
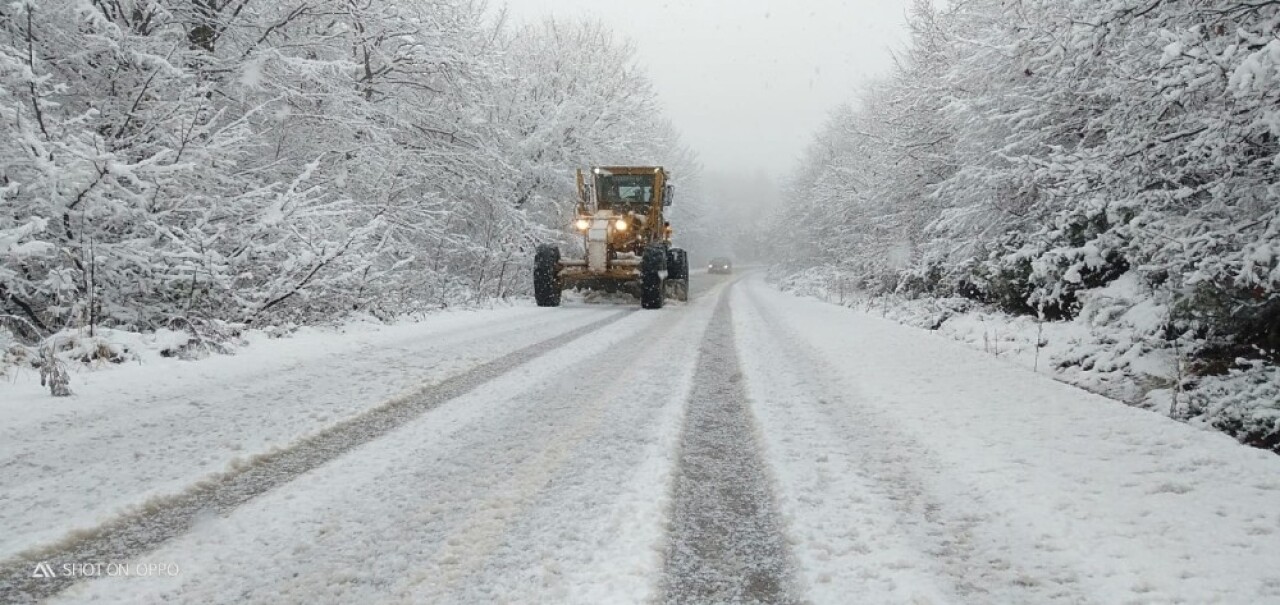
[614, 218, 628, 231]
[575, 218, 590, 231]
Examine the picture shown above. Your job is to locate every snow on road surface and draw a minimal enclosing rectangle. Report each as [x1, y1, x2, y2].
[662, 295, 797, 604]
[732, 276, 1280, 604]
[0, 305, 620, 563]
[36, 281, 727, 605]
[4, 273, 1280, 604]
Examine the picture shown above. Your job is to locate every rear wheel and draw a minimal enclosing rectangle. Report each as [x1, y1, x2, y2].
[667, 279, 689, 302]
[534, 245, 562, 307]
[667, 248, 689, 281]
[667, 248, 689, 301]
[640, 245, 666, 309]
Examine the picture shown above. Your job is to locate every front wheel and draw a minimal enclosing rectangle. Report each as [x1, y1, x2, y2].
[640, 245, 666, 309]
[534, 244, 562, 307]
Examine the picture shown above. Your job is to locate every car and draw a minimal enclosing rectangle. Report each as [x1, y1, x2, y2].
[708, 257, 733, 274]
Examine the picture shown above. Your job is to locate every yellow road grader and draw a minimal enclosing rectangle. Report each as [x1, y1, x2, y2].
[534, 166, 689, 309]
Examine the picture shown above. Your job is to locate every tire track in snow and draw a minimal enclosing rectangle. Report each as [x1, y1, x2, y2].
[0, 310, 633, 604]
[393, 302, 697, 602]
[661, 289, 799, 604]
[0, 306, 611, 562]
[737, 280, 1090, 604]
[387, 275, 734, 603]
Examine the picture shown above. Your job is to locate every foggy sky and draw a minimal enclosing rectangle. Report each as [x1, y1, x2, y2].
[503, 0, 913, 179]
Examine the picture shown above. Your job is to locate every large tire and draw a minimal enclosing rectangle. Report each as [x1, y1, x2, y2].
[667, 278, 689, 302]
[534, 244, 562, 307]
[667, 248, 689, 281]
[640, 245, 666, 309]
[666, 247, 689, 301]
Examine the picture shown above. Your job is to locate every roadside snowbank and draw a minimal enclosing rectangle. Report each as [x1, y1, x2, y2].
[777, 269, 1280, 453]
[1, 301, 525, 398]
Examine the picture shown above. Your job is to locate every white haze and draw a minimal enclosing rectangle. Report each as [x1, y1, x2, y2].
[502, 0, 913, 180]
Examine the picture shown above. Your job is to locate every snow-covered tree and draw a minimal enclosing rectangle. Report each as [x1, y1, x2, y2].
[779, 0, 1280, 448]
[0, 1, 694, 350]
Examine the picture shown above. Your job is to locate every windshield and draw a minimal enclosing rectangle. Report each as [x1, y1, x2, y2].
[596, 173, 654, 206]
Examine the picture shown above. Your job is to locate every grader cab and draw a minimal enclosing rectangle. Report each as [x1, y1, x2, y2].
[534, 166, 689, 309]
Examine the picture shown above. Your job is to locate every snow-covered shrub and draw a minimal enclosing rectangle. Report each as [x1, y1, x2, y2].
[155, 320, 244, 360]
[774, 266, 845, 301]
[38, 347, 71, 397]
[1180, 361, 1280, 452]
[38, 329, 136, 366]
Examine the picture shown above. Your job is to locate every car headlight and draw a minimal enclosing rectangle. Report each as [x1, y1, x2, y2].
[614, 218, 628, 231]
[575, 218, 590, 231]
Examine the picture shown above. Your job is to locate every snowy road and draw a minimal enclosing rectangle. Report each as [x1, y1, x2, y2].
[4, 273, 1280, 604]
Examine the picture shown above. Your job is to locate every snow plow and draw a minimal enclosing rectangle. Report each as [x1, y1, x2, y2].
[534, 166, 689, 309]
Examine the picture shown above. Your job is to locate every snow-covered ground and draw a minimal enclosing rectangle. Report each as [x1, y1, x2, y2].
[0, 304, 617, 561]
[734, 276, 1280, 603]
[782, 270, 1280, 454]
[35, 283, 725, 604]
[4, 273, 1280, 604]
